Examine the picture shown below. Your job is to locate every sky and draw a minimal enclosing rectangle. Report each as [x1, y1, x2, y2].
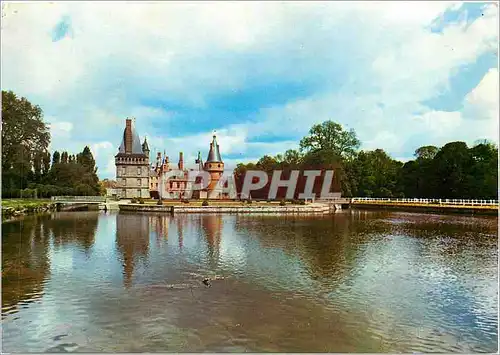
[2, 1, 499, 179]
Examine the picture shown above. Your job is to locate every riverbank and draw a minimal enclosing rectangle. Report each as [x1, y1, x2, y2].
[2, 199, 57, 220]
[351, 202, 499, 216]
[119, 202, 332, 214]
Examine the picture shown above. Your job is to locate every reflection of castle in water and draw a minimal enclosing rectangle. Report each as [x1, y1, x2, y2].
[149, 214, 170, 245]
[114, 213, 225, 286]
[115, 214, 150, 288]
[200, 214, 223, 266]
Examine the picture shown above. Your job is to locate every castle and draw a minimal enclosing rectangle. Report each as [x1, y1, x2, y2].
[115, 118, 226, 199]
[115, 118, 150, 199]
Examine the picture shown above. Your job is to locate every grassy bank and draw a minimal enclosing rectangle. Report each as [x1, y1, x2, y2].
[351, 202, 498, 216]
[2, 199, 52, 209]
[2, 199, 55, 220]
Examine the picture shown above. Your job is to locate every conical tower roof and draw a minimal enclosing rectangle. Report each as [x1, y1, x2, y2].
[206, 135, 222, 163]
[118, 119, 144, 155]
[142, 137, 150, 152]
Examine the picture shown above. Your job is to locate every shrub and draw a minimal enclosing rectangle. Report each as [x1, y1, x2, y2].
[75, 183, 94, 196]
[157, 199, 163, 205]
[139, 198, 145, 204]
[20, 188, 37, 199]
[299, 200, 306, 205]
[202, 200, 209, 206]
[131, 197, 137, 204]
[279, 200, 286, 206]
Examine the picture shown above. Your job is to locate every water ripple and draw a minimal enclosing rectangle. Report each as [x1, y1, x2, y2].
[1, 211, 498, 353]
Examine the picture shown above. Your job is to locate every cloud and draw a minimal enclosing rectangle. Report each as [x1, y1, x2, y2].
[48, 120, 73, 138]
[2, 2, 498, 179]
[463, 68, 499, 120]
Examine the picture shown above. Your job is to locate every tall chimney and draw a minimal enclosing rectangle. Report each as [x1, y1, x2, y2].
[125, 119, 132, 154]
[178, 152, 184, 171]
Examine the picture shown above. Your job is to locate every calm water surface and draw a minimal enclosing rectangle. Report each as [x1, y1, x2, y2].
[1, 210, 498, 353]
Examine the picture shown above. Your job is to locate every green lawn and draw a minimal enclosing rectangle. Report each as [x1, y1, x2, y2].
[1, 199, 52, 209]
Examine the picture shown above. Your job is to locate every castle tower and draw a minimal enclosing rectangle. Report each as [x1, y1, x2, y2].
[162, 150, 169, 172]
[142, 137, 150, 159]
[115, 118, 150, 199]
[195, 151, 204, 171]
[203, 135, 224, 198]
[178, 152, 184, 171]
[156, 152, 162, 170]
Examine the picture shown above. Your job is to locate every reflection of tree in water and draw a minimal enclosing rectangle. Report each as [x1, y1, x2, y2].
[115, 214, 150, 288]
[48, 212, 99, 253]
[2, 215, 50, 317]
[235, 213, 386, 285]
[200, 214, 223, 267]
[2, 212, 99, 317]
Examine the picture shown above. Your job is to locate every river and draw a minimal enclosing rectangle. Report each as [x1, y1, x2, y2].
[1, 210, 498, 353]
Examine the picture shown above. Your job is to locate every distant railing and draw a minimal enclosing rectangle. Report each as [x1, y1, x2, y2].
[351, 197, 499, 206]
[51, 196, 106, 202]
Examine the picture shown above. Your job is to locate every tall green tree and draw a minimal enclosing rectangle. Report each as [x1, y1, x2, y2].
[2, 91, 50, 193]
[1, 91, 50, 169]
[351, 149, 402, 197]
[42, 152, 51, 176]
[52, 151, 61, 165]
[299, 121, 360, 160]
[256, 155, 279, 173]
[283, 149, 303, 168]
[430, 142, 474, 199]
[61, 151, 68, 164]
[468, 142, 498, 199]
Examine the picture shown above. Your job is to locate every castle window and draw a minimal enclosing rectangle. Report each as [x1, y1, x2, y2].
[123, 178, 127, 186]
[137, 179, 141, 186]
[218, 164, 221, 168]
[137, 167, 141, 175]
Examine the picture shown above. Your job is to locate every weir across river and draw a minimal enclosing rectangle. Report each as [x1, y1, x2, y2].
[51, 196, 498, 215]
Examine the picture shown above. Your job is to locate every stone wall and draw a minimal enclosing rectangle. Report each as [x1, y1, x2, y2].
[118, 204, 331, 214]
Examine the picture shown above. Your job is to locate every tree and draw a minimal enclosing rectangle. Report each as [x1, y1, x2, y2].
[431, 142, 474, 198]
[351, 149, 402, 197]
[61, 151, 68, 164]
[32, 152, 43, 183]
[283, 149, 303, 168]
[468, 142, 498, 199]
[299, 121, 360, 160]
[256, 155, 279, 173]
[42, 152, 51, 176]
[415, 145, 439, 160]
[52, 151, 61, 165]
[2, 91, 50, 193]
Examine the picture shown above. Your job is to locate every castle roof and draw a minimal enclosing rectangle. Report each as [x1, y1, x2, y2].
[206, 135, 222, 163]
[118, 119, 145, 155]
[142, 137, 150, 152]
